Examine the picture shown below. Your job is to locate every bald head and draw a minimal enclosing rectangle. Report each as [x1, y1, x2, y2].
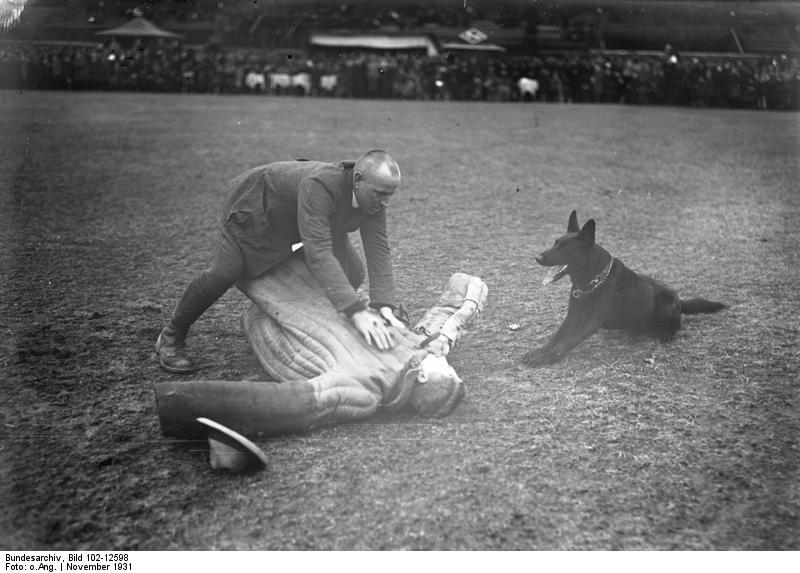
[352, 150, 401, 214]
[354, 150, 401, 189]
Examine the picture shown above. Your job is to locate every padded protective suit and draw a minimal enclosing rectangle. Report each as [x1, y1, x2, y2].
[156, 254, 487, 439]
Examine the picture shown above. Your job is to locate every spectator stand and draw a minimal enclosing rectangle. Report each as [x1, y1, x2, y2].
[90, 16, 185, 92]
[1, 1, 798, 109]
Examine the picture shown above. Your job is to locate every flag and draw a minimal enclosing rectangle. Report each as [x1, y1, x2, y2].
[458, 27, 489, 45]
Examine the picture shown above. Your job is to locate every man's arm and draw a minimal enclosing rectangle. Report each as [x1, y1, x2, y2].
[415, 274, 488, 356]
[297, 179, 394, 349]
[298, 179, 366, 315]
[359, 208, 397, 310]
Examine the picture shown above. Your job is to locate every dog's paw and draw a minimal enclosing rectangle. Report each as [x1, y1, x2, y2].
[521, 348, 554, 368]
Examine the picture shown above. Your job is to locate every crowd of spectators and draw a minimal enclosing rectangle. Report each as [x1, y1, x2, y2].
[78, 1, 505, 33]
[1, 39, 798, 110]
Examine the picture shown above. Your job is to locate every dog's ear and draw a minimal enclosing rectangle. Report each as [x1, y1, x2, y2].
[578, 219, 595, 245]
[567, 210, 580, 233]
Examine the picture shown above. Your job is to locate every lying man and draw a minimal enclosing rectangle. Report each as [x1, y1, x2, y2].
[156, 251, 488, 440]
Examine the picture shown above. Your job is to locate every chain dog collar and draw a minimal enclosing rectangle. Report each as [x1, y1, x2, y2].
[571, 257, 615, 300]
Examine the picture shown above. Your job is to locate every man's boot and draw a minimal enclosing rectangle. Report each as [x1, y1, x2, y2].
[155, 323, 197, 374]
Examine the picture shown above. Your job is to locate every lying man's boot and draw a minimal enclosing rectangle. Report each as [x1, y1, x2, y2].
[155, 324, 197, 374]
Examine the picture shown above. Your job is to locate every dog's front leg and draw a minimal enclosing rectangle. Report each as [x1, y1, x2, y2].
[521, 313, 581, 367]
[545, 320, 602, 364]
[521, 346, 559, 367]
[522, 315, 603, 367]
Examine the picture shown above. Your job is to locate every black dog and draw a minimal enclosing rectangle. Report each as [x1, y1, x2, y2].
[522, 211, 727, 367]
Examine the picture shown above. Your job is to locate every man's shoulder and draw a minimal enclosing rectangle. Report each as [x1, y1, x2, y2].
[309, 160, 355, 179]
[257, 160, 349, 186]
[264, 159, 354, 173]
[302, 160, 355, 190]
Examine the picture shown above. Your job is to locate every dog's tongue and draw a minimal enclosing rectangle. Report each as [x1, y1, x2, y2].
[542, 264, 568, 286]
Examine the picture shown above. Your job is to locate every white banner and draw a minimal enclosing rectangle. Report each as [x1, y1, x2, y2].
[310, 34, 438, 57]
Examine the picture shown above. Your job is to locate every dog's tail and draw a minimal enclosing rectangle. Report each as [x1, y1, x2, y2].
[680, 298, 727, 315]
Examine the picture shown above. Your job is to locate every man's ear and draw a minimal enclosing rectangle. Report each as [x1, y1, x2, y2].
[578, 219, 595, 245]
[567, 210, 580, 232]
[353, 171, 362, 187]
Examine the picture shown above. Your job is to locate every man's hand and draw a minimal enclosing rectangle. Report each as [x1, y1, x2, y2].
[379, 306, 408, 330]
[351, 309, 395, 350]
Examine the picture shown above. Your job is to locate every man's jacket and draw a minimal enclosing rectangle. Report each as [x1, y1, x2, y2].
[221, 159, 396, 314]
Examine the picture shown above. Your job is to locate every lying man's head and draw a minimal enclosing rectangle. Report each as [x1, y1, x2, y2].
[408, 354, 464, 417]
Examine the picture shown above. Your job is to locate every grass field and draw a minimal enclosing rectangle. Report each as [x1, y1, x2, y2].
[1, 90, 799, 550]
